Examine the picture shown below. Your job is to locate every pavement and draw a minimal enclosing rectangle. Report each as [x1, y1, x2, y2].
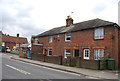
[7, 53, 119, 80]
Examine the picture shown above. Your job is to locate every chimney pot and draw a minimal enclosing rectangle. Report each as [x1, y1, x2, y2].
[17, 33, 19, 37]
[66, 16, 73, 27]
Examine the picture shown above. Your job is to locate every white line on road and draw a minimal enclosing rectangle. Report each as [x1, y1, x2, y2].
[6, 64, 31, 75]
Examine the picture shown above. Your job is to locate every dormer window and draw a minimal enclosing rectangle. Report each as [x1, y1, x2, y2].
[65, 33, 71, 42]
[94, 27, 104, 39]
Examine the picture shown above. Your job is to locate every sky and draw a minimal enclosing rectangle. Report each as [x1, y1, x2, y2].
[0, 0, 119, 42]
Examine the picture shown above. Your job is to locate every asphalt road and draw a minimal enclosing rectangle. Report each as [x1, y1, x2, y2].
[2, 53, 87, 79]
[1, 53, 118, 81]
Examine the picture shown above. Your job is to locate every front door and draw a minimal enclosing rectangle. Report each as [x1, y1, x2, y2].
[27, 48, 31, 58]
[74, 49, 79, 57]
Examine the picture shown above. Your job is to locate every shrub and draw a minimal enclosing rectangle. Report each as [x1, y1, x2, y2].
[70, 57, 77, 67]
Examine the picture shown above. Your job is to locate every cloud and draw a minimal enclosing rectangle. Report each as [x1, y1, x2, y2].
[16, 6, 33, 18]
[92, 4, 107, 14]
[0, 0, 119, 42]
[0, 0, 45, 42]
[118, 1, 120, 26]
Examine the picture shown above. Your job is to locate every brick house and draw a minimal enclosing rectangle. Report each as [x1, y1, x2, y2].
[31, 16, 120, 69]
[1, 33, 28, 55]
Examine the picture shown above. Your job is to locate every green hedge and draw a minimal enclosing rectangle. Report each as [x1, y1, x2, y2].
[70, 57, 77, 67]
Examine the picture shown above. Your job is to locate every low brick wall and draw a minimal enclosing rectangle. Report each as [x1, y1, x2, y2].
[80, 59, 99, 70]
[31, 53, 45, 61]
[20, 53, 27, 58]
[31, 53, 62, 65]
[45, 56, 62, 65]
[31, 53, 101, 70]
[62, 57, 71, 66]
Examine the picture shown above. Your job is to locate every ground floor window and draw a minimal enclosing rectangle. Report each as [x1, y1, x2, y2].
[64, 49, 71, 58]
[74, 49, 79, 57]
[83, 49, 90, 60]
[94, 49, 104, 60]
[48, 49, 52, 56]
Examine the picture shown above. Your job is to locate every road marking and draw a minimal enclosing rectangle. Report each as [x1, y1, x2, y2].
[11, 59, 98, 79]
[46, 79, 52, 81]
[86, 76, 100, 79]
[6, 64, 31, 75]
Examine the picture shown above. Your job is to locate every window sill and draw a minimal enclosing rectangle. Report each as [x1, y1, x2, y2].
[65, 40, 71, 42]
[47, 55, 52, 56]
[49, 42, 53, 43]
[94, 38, 104, 40]
[84, 58, 90, 60]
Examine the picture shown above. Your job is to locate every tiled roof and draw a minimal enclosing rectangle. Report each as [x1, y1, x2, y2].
[36, 18, 119, 37]
[2, 35, 28, 44]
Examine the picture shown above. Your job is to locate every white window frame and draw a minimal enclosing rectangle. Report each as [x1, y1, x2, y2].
[64, 49, 71, 58]
[43, 49, 45, 54]
[94, 49, 104, 60]
[2, 42, 5, 46]
[35, 38, 38, 43]
[65, 33, 71, 42]
[83, 49, 90, 60]
[49, 36, 53, 43]
[16, 44, 19, 47]
[48, 49, 52, 56]
[94, 27, 104, 39]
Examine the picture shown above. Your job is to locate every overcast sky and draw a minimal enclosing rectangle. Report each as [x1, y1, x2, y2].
[0, 0, 119, 42]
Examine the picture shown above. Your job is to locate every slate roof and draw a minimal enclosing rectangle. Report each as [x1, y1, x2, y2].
[36, 18, 118, 37]
[2, 35, 28, 44]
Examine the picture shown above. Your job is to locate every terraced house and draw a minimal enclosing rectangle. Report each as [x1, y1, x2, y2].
[1, 33, 28, 54]
[31, 16, 120, 69]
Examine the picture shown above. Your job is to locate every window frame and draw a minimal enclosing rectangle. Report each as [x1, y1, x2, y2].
[65, 32, 71, 42]
[94, 49, 104, 60]
[2, 42, 5, 46]
[34, 38, 38, 43]
[94, 27, 104, 39]
[83, 49, 90, 60]
[74, 49, 79, 57]
[48, 49, 52, 56]
[49, 36, 53, 43]
[64, 49, 71, 58]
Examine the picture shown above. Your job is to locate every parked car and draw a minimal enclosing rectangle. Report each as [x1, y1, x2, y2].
[6, 49, 11, 53]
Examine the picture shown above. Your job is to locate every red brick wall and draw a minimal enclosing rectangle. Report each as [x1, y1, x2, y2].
[112, 27, 119, 69]
[118, 28, 120, 69]
[5, 43, 16, 50]
[31, 45, 43, 54]
[32, 26, 119, 68]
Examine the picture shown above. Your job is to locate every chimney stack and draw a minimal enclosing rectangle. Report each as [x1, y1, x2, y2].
[17, 33, 19, 37]
[66, 16, 73, 27]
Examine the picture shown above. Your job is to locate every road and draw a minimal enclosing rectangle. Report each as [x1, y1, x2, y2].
[2, 53, 87, 79]
[1, 53, 118, 81]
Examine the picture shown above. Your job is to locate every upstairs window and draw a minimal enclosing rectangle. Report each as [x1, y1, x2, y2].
[94, 49, 104, 60]
[48, 49, 52, 56]
[94, 28, 104, 39]
[65, 33, 71, 41]
[35, 38, 38, 43]
[2, 42, 5, 46]
[49, 36, 53, 43]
